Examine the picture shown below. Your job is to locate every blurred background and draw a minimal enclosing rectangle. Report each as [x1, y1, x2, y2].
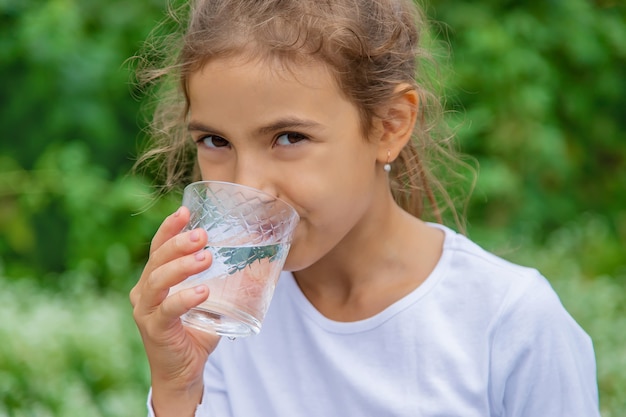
[0, 0, 624, 415]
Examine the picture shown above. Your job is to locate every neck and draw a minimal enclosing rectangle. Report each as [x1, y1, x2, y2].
[292, 195, 444, 321]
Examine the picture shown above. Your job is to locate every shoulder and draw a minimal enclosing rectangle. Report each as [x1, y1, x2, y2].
[441, 226, 581, 326]
[435, 223, 540, 284]
[432, 223, 594, 363]
[430, 223, 557, 319]
[430, 226, 599, 416]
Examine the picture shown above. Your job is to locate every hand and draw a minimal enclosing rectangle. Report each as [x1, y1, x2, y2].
[130, 206, 221, 416]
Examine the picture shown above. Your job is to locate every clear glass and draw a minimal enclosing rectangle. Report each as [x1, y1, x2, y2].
[169, 181, 299, 338]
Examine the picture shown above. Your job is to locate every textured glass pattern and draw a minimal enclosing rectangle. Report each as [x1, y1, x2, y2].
[182, 182, 299, 247]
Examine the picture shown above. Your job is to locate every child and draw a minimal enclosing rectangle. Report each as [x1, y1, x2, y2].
[130, 0, 601, 416]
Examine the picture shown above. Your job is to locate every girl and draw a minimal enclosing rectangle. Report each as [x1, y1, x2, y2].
[130, 0, 600, 416]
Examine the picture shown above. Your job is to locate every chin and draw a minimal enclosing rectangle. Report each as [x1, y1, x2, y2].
[282, 245, 317, 272]
[282, 256, 313, 273]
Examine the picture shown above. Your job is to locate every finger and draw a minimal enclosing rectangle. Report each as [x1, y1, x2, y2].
[159, 284, 210, 323]
[146, 229, 208, 271]
[149, 206, 190, 255]
[140, 249, 213, 311]
[131, 226, 209, 309]
[134, 285, 214, 354]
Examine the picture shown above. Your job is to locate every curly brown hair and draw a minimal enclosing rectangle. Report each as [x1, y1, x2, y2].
[134, 0, 472, 228]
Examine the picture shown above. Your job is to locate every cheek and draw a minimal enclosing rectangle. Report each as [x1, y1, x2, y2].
[283, 247, 310, 272]
[197, 159, 230, 182]
[281, 223, 317, 271]
[280, 178, 374, 272]
[278, 191, 331, 272]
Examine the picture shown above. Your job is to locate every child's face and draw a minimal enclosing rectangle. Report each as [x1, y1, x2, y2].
[187, 56, 385, 271]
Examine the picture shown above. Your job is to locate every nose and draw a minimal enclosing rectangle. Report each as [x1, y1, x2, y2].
[232, 153, 276, 197]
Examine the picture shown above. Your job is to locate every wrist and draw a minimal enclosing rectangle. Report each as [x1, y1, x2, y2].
[151, 379, 204, 417]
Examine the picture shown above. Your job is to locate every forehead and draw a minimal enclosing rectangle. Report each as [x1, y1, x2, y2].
[186, 55, 361, 133]
[188, 54, 343, 105]
[186, 52, 371, 134]
[191, 51, 340, 90]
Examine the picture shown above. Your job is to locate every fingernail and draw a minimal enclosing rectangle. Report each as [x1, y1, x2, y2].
[194, 285, 207, 294]
[173, 207, 182, 217]
[194, 250, 206, 261]
[190, 230, 200, 242]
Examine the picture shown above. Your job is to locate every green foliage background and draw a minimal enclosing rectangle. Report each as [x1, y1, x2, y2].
[1, 0, 624, 415]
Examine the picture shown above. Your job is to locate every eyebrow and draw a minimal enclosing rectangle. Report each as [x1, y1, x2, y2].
[254, 117, 321, 136]
[187, 117, 322, 136]
[187, 121, 218, 133]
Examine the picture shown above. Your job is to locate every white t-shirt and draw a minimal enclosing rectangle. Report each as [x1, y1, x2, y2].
[148, 224, 600, 416]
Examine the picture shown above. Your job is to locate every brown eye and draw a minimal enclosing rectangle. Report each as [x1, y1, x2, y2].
[275, 132, 307, 146]
[198, 135, 230, 148]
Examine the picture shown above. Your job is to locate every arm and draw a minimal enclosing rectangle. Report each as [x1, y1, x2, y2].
[130, 206, 222, 417]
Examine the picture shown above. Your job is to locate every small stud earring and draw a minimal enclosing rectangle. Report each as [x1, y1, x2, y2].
[383, 150, 392, 173]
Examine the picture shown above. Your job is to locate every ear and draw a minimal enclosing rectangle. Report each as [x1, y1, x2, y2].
[374, 84, 419, 165]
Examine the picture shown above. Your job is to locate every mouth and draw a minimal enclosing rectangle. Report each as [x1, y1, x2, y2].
[255, 214, 300, 244]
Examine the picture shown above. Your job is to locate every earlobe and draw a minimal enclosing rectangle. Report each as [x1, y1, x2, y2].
[377, 85, 419, 164]
[383, 150, 392, 173]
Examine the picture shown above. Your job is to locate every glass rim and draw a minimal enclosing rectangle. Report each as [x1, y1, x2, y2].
[183, 180, 300, 222]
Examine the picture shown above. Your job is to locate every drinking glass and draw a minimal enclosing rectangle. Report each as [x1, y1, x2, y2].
[169, 181, 299, 338]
